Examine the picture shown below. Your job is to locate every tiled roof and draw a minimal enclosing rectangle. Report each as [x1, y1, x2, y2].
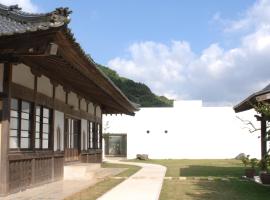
[0, 4, 71, 36]
[0, 3, 139, 114]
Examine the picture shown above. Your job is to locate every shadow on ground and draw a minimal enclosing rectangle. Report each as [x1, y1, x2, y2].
[180, 165, 244, 177]
[160, 179, 270, 200]
[185, 179, 270, 200]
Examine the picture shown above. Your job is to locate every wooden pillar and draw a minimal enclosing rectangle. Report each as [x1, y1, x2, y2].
[51, 84, 56, 181]
[100, 110, 103, 162]
[261, 115, 267, 159]
[100, 109, 103, 148]
[0, 63, 12, 195]
[31, 75, 38, 185]
[94, 104, 97, 149]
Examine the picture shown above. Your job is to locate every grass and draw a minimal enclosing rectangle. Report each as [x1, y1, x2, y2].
[64, 162, 141, 200]
[160, 179, 270, 200]
[101, 163, 141, 177]
[64, 178, 123, 200]
[130, 159, 270, 200]
[130, 159, 243, 177]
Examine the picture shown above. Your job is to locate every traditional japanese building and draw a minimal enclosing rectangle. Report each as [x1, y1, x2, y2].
[234, 84, 270, 160]
[0, 4, 137, 195]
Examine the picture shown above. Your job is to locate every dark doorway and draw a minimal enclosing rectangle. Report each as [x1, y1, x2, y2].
[104, 134, 127, 157]
[64, 118, 81, 162]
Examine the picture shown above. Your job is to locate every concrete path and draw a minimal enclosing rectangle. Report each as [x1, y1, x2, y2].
[97, 160, 167, 200]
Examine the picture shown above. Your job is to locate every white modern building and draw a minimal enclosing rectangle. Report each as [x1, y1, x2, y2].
[103, 100, 262, 159]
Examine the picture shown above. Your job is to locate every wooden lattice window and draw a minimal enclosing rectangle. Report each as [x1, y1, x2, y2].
[35, 106, 51, 149]
[87, 121, 94, 149]
[9, 98, 32, 150]
[97, 123, 101, 149]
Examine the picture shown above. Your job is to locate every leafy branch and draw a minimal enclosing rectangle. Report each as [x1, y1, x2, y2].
[253, 102, 270, 117]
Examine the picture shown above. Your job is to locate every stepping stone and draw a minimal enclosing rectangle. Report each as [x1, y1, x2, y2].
[207, 177, 214, 181]
[179, 177, 187, 180]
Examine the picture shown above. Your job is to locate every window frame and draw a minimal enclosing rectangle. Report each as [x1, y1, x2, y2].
[35, 105, 52, 150]
[87, 121, 94, 149]
[97, 123, 101, 149]
[9, 98, 32, 151]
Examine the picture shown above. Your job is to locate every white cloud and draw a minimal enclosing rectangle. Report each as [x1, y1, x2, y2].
[224, 0, 270, 33]
[108, 0, 270, 105]
[0, 0, 38, 12]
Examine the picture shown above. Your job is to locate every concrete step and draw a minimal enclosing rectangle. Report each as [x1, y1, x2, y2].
[64, 163, 101, 180]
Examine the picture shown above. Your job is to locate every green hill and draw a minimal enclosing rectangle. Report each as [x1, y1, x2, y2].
[97, 64, 173, 107]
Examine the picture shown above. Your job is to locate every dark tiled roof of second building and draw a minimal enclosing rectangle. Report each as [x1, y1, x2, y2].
[234, 83, 270, 112]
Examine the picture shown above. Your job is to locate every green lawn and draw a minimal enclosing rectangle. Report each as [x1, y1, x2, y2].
[160, 179, 270, 200]
[130, 159, 270, 200]
[101, 163, 141, 177]
[130, 159, 243, 177]
[65, 163, 141, 200]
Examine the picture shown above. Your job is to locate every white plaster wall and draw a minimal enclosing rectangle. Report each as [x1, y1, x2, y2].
[103, 100, 261, 159]
[37, 75, 52, 97]
[12, 63, 34, 90]
[81, 119, 88, 150]
[68, 92, 78, 110]
[0, 64, 3, 92]
[88, 102, 94, 115]
[81, 98, 87, 112]
[54, 110, 64, 151]
[55, 85, 66, 102]
[96, 106, 102, 118]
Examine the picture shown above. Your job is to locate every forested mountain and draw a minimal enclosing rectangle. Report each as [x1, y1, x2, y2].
[97, 64, 173, 107]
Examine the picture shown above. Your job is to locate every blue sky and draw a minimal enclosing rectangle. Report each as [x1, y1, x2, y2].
[31, 0, 254, 64]
[2, 0, 270, 105]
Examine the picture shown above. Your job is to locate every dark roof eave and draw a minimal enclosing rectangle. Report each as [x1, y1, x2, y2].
[0, 4, 138, 115]
[59, 28, 138, 114]
[234, 89, 270, 113]
[95, 64, 139, 112]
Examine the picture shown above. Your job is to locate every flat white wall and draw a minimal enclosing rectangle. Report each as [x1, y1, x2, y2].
[55, 85, 66, 102]
[96, 106, 102, 118]
[37, 75, 52, 97]
[54, 110, 64, 151]
[103, 100, 261, 159]
[88, 102, 94, 115]
[68, 92, 78, 110]
[12, 63, 34, 90]
[81, 98, 87, 112]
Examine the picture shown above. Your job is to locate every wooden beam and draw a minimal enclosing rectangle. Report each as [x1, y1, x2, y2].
[51, 84, 56, 181]
[11, 83, 99, 123]
[261, 115, 267, 159]
[56, 31, 135, 114]
[31, 75, 37, 185]
[0, 62, 12, 196]
[0, 28, 59, 54]
[21, 57, 129, 114]
[0, 28, 136, 115]
[256, 93, 270, 102]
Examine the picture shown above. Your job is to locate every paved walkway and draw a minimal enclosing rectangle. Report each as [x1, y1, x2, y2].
[97, 160, 167, 200]
[0, 167, 124, 200]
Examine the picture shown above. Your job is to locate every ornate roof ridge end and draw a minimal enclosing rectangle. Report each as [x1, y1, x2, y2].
[0, 3, 72, 25]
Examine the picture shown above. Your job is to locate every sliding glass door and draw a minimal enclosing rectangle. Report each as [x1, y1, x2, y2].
[64, 118, 81, 162]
